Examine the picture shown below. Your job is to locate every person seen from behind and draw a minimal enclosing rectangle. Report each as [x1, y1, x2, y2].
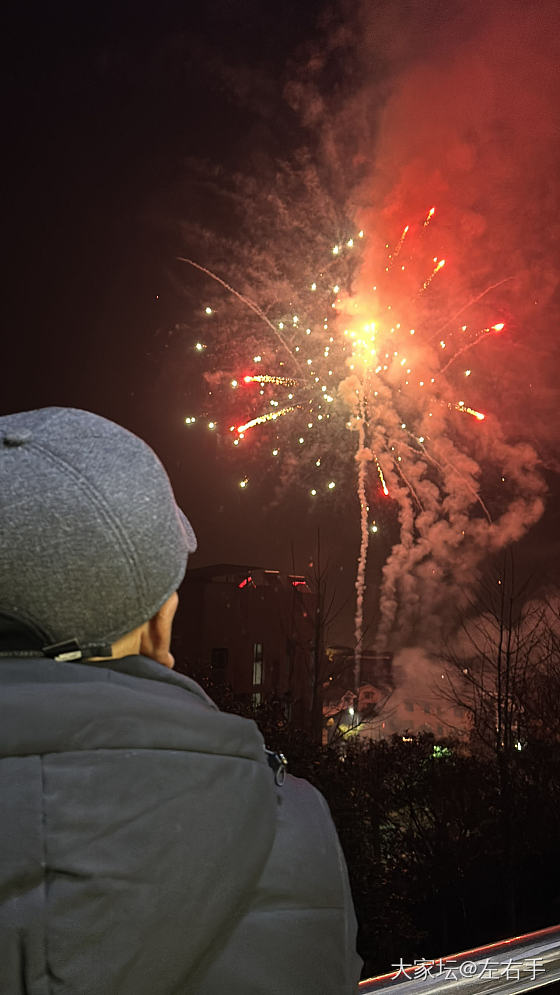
[0, 406, 362, 994]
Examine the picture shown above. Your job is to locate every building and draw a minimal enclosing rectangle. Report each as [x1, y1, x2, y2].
[178, 563, 317, 728]
[177, 582, 469, 742]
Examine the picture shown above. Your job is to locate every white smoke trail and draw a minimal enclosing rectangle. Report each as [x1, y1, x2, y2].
[353, 405, 373, 691]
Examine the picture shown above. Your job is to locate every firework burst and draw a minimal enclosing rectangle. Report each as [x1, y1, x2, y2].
[182, 199, 544, 669]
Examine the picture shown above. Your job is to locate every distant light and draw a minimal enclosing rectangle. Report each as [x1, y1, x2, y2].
[332, 245, 340, 255]
[231, 379, 238, 387]
[310, 488, 317, 496]
[371, 524, 378, 533]
[272, 449, 279, 456]
[253, 355, 262, 363]
[311, 282, 317, 291]
[348, 706, 355, 716]
[328, 481, 336, 490]
[358, 230, 364, 238]
[204, 306, 213, 315]
[208, 421, 216, 430]
[185, 416, 196, 425]
[239, 479, 248, 489]
[195, 342, 204, 352]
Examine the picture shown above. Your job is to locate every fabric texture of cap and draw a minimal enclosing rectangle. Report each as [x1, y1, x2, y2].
[0, 407, 197, 657]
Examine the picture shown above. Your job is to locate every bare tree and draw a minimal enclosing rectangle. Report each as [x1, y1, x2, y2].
[441, 551, 560, 930]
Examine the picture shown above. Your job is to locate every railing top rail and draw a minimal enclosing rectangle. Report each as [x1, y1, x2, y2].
[358, 923, 560, 995]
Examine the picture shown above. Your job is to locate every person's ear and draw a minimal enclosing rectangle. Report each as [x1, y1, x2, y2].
[139, 592, 179, 668]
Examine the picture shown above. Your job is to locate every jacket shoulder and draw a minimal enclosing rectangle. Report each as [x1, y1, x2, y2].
[187, 773, 362, 995]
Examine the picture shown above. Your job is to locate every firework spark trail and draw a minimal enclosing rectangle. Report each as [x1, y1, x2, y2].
[374, 454, 390, 496]
[386, 224, 409, 268]
[392, 459, 424, 511]
[237, 406, 296, 434]
[408, 441, 493, 524]
[439, 323, 504, 375]
[243, 374, 300, 386]
[419, 258, 446, 292]
[423, 207, 436, 227]
[454, 402, 485, 421]
[178, 256, 301, 371]
[431, 278, 515, 338]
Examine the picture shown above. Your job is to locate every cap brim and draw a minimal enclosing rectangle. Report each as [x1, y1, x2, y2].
[178, 508, 197, 555]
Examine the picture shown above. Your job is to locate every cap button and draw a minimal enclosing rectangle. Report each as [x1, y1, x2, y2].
[2, 429, 33, 447]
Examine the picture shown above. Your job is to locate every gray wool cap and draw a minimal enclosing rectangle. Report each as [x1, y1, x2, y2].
[0, 407, 196, 659]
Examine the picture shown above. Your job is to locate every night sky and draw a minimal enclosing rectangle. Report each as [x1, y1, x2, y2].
[4, 0, 559, 649]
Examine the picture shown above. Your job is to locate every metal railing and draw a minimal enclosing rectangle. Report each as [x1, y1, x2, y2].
[358, 924, 560, 994]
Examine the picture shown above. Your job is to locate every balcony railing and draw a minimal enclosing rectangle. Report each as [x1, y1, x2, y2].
[358, 924, 560, 994]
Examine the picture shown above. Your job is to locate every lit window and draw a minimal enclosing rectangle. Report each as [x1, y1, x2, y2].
[253, 643, 263, 686]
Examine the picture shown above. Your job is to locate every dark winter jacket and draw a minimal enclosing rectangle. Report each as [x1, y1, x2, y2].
[0, 654, 362, 994]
